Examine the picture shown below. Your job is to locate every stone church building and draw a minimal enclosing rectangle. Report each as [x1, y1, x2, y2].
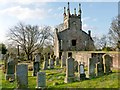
[54, 2, 95, 58]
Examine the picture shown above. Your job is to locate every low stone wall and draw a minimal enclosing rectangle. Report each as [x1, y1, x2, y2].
[64, 51, 120, 69]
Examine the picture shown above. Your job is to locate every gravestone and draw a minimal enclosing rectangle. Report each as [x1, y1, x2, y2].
[95, 62, 104, 76]
[36, 72, 46, 89]
[61, 52, 67, 68]
[74, 61, 78, 72]
[16, 64, 28, 89]
[78, 62, 86, 80]
[103, 54, 112, 74]
[53, 55, 56, 65]
[4, 53, 9, 73]
[88, 57, 96, 78]
[55, 57, 59, 66]
[33, 62, 40, 76]
[33, 53, 40, 76]
[64, 56, 75, 83]
[43, 55, 48, 70]
[5, 56, 15, 81]
[49, 55, 54, 69]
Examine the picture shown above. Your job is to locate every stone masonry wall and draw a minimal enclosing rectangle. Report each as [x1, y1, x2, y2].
[65, 51, 120, 69]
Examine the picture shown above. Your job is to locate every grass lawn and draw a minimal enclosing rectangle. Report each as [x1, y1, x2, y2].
[1, 65, 120, 89]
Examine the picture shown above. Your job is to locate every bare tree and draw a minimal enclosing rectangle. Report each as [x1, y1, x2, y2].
[55, 23, 64, 32]
[93, 35, 108, 50]
[8, 23, 52, 61]
[108, 15, 120, 48]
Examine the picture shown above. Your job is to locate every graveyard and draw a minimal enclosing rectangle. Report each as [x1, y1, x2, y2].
[0, 58, 119, 89]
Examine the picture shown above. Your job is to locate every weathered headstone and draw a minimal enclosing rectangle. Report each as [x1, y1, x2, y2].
[95, 62, 104, 76]
[103, 54, 112, 74]
[53, 55, 56, 65]
[33, 62, 40, 76]
[16, 64, 28, 89]
[61, 52, 67, 68]
[74, 61, 78, 72]
[4, 53, 9, 73]
[33, 53, 40, 76]
[88, 57, 96, 78]
[36, 72, 46, 89]
[64, 56, 75, 83]
[43, 54, 48, 70]
[78, 62, 86, 80]
[49, 55, 54, 69]
[55, 57, 59, 66]
[5, 56, 15, 81]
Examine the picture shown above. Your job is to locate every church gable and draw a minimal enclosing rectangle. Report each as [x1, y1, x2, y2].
[54, 2, 95, 57]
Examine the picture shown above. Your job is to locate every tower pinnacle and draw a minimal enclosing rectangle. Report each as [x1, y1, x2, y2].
[74, 8, 76, 15]
[67, 2, 70, 15]
[64, 7, 66, 16]
[78, 3, 81, 16]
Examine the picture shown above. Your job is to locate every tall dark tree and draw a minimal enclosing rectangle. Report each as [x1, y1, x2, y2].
[0, 43, 7, 54]
[8, 23, 52, 61]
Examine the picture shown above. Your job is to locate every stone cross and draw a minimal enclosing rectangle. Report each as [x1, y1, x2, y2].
[35, 53, 41, 62]
[88, 57, 96, 79]
[5, 56, 15, 82]
[103, 54, 112, 74]
[78, 62, 86, 80]
[64, 56, 75, 83]
[16, 64, 28, 89]
[36, 72, 46, 89]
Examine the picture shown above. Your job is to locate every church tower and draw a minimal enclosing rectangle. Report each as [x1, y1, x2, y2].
[63, 2, 82, 30]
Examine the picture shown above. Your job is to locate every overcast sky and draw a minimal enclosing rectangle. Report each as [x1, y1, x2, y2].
[0, 0, 119, 44]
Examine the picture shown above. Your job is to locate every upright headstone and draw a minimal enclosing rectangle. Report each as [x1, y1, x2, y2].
[4, 53, 9, 73]
[95, 62, 104, 76]
[103, 54, 112, 74]
[88, 57, 96, 78]
[16, 64, 28, 89]
[33, 53, 40, 76]
[55, 57, 59, 66]
[64, 56, 75, 83]
[49, 55, 54, 69]
[43, 54, 48, 70]
[36, 72, 46, 89]
[33, 62, 40, 76]
[5, 56, 15, 81]
[78, 62, 86, 80]
[61, 52, 67, 68]
[74, 61, 78, 72]
[53, 55, 56, 65]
